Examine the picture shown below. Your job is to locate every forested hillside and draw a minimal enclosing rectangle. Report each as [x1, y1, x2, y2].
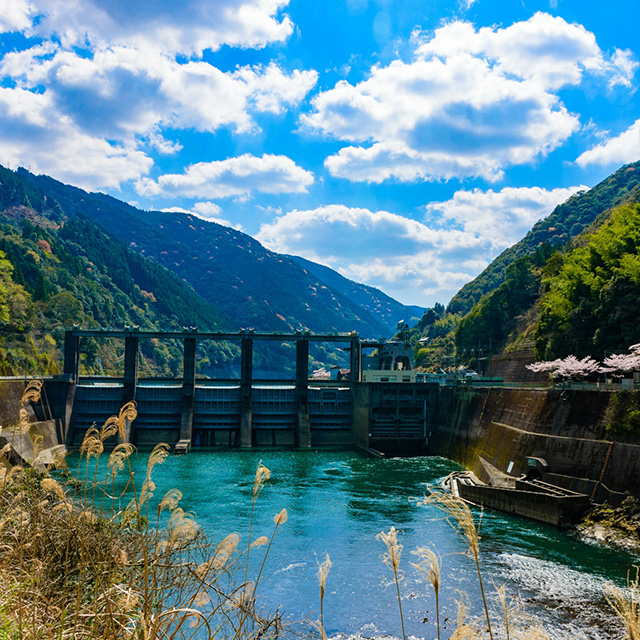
[19, 169, 396, 339]
[405, 162, 640, 370]
[535, 202, 640, 359]
[1, 164, 420, 377]
[447, 162, 640, 316]
[449, 164, 640, 365]
[0, 166, 234, 376]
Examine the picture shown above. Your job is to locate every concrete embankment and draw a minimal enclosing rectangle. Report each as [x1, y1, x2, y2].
[0, 379, 63, 467]
[430, 386, 640, 505]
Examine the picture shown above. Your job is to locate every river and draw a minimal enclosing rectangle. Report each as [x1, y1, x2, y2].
[108, 450, 637, 639]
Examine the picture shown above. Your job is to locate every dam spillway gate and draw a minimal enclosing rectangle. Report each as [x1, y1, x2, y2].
[46, 329, 438, 454]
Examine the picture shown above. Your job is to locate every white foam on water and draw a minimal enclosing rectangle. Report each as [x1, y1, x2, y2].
[274, 561, 307, 574]
[493, 552, 622, 639]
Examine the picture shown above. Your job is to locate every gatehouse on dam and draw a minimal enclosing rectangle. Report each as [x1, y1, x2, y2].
[44, 328, 438, 455]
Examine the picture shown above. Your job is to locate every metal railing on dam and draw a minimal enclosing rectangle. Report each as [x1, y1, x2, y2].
[44, 328, 439, 453]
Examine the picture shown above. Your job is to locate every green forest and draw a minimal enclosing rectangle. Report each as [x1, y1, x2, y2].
[409, 162, 640, 370]
[0, 166, 236, 376]
[535, 202, 640, 359]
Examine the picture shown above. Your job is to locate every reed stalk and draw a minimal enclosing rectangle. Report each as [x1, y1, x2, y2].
[245, 461, 271, 586]
[411, 546, 441, 640]
[421, 490, 494, 640]
[316, 553, 332, 640]
[377, 526, 406, 640]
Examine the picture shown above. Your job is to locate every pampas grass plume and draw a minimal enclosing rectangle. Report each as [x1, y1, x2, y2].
[253, 461, 271, 500]
[377, 526, 403, 573]
[274, 508, 287, 525]
[605, 567, 640, 640]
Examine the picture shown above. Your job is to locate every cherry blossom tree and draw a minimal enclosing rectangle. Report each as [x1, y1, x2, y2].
[599, 344, 640, 379]
[526, 355, 600, 381]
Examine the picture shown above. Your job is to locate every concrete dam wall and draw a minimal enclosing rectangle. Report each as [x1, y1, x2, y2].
[430, 387, 640, 502]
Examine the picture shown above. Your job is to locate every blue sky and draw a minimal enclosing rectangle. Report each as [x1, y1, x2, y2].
[0, 0, 638, 307]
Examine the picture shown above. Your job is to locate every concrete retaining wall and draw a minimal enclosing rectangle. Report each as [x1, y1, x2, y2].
[430, 387, 640, 499]
[457, 482, 591, 526]
[0, 379, 29, 427]
[0, 379, 62, 467]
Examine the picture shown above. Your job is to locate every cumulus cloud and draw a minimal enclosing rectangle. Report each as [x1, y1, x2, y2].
[414, 13, 604, 90]
[256, 187, 580, 304]
[303, 13, 635, 184]
[2, 45, 317, 137]
[0, 1, 316, 190]
[256, 204, 487, 304]
[161, 201, 242, 229]
[0, 86, 152, 189]
[0, 0, 35, 33]
[576, 119, 640, 167]
[136, 154, 314, 200]
[11, 0, 293, 56]
[425, 185, 587, 251]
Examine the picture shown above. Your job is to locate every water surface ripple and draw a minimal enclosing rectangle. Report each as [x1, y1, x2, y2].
[118, 450, 637, 639]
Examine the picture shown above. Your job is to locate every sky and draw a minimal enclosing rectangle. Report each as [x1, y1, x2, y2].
[0, 0, 638, 308]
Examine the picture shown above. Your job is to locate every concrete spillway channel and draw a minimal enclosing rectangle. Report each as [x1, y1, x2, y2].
[447, 469, 592, 528]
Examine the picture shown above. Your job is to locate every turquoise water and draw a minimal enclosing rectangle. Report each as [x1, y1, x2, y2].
[83, 450, 639, 639]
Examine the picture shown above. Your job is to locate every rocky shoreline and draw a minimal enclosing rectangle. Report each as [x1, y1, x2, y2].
[576, 496, 640, 556]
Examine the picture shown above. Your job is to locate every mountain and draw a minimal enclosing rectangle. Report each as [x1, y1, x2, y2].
[0, 165, 232, 376]
[288, 255, 422, 335]
[452, 162, 640, 362]
[447, 162, 640, 316]
[17, 169, 396, 340]
[535, 200, 640, 359]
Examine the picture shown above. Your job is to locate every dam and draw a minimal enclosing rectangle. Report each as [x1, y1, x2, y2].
[33, 328, 640, 527]
[44, 328, 438, 454]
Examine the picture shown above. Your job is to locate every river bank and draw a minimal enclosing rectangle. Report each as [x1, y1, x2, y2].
[578, 497, 640, 554]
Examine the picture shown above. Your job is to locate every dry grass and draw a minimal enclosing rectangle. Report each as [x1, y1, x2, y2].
[2, 380, 640, 640]
[376, 526, 406, 640]
[421, 489, 494, 640]
[605, 567, 640, 640]
[0, 384, 285, 640]
[411, 545, 441, 640]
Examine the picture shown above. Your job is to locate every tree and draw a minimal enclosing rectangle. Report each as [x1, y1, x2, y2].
[0, 251, 13, 323]
[526, 355, 600, 381]
[601, 344, 640, 378]
[45, 292, 84, 326]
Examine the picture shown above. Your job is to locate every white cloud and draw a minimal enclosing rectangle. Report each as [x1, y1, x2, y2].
[192, 202, 223, 218]
[10, 0, 293, 56]
[608, 49, 639, 89]
[3, 46, 317, 137]
[256, 187, 583, 305]
[0, 86, 152, 189]
[425, 185, 587, 251]
[0, 0, 34, 33]
[576, 119, 640, 167]
[257, 204, 493, 305]
[161, 201, 242, 229]
[234, 63, 319, 114]
[303, 13, 634, 184]
[136, 154, 314, 200]
[0, 0, 317, 190]
[415, 13, 604, 90]
[0, 35, 316, 189]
